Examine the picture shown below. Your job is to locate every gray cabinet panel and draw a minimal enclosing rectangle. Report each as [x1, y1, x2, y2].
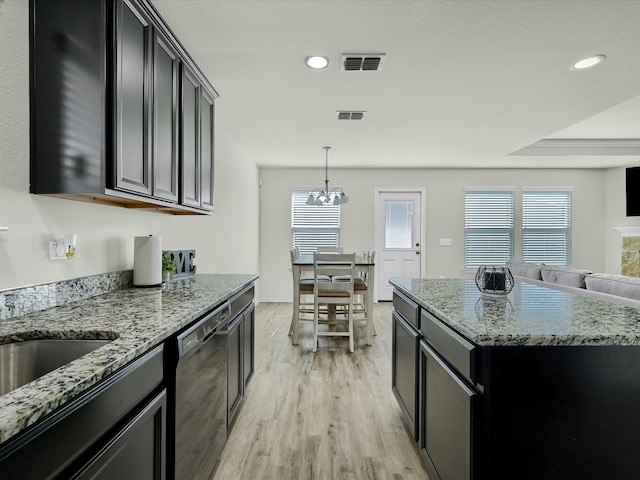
[180, 65, 201, 208]
[152, 31, 179, 202]
[242, 304, 255, 389]
[421, 341, 476, 480]
[227, 314, 242, 425]
[72, 391, 166, 480]
[116, 0, 152, 195]
[392, 311, 419, 440]
[200, 89, 215, 211]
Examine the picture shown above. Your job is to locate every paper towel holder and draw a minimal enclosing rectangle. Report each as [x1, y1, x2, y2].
[133, 235, 163, 287]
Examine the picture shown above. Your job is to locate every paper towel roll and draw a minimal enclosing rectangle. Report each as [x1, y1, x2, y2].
[134, 235, 162, 287]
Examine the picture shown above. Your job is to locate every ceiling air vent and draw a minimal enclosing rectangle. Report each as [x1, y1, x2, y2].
[341, 54, 386, 72]
[337, 111, 366, 120]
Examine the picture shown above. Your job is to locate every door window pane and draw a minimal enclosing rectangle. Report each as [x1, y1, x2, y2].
[385, 201, 413, 249]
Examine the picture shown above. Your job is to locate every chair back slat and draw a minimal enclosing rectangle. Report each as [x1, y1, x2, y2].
[314, 253, 355, 297]
[317, 247, 344, 253]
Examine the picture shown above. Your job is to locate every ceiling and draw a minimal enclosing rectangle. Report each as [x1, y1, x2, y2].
[152, 0, 640, 169]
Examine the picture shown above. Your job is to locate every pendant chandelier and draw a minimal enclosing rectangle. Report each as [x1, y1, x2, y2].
[306, 146, 349, 206]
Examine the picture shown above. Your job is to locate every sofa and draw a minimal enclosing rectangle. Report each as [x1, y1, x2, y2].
[505, 260, 640, 308]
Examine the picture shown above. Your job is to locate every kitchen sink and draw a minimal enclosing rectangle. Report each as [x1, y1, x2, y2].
[0, 339, 113, 396]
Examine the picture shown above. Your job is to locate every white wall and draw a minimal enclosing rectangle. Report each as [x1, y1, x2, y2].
[0, 1, 260, 292]
[259, 167, 607, 302]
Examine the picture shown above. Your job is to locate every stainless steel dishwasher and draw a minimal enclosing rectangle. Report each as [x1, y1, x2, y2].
[174, 301, 230, 479]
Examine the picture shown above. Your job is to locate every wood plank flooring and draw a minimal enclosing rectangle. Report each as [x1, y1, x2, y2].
[212, 302, 429, 480]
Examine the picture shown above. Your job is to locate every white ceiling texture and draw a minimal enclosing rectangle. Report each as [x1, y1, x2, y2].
[152, 0, 640, 169]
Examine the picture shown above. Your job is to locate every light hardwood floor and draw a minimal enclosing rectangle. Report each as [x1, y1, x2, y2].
[212, 302, 429, 480]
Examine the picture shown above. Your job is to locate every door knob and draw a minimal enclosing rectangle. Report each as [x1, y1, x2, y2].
[416, 250, 420, 255]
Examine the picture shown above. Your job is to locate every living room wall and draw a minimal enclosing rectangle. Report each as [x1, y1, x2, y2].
[259, 167, 606, 302]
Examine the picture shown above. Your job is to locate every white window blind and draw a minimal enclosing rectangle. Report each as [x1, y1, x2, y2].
[464, 189, 515, 268]
[291, 189, 341, 254]
[522, 189, 572, 266]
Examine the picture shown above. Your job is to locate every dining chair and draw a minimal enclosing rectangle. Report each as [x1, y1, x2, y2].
[290, 249, 330, 343]
[313, 253, 356, 352]
[332, 249, 376, 335]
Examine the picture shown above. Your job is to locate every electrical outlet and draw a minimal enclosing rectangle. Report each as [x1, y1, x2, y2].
[49, 240, 67, 260]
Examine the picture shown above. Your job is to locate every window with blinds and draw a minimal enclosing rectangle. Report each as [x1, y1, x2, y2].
[522, 189, 572, 265]
[464, 188, 515, 268]
[291, 189, 341, 254]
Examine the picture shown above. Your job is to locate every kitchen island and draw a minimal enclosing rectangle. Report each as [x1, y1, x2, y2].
[390, 277, 640, 480]
[0, 273, 257, 478]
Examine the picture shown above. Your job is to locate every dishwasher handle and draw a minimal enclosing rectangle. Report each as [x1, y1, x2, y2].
[178, 302, 230, 358]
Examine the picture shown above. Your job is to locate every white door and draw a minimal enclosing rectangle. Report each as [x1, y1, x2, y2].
[375, 189, 424, 301]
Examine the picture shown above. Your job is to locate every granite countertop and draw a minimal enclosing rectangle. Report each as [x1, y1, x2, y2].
[0, 273, 257, 445]
[390, 278, 640, 347]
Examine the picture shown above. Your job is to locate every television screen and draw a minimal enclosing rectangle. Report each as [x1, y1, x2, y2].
[626, 167, 640, 216]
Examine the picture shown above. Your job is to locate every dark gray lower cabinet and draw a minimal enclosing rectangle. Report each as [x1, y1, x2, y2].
[420, 341, 477, 480]
[391, 310, 419, 440]
[72, 391, 166, 479]
[242, 303, 255, 390]
[0, 346, 165, 480]
[227, 310, 242, 425]
[227, 302, 255, 427]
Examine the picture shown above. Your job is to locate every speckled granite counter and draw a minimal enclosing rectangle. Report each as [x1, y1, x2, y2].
[390, 277, 640, 347]
[0, 273, 257, 445]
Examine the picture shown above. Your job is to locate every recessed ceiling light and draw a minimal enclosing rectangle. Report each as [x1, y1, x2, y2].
[571, 54, 606, 71]
[305, 56, 329, 69]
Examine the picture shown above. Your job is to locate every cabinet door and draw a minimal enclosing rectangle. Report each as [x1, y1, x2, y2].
[72, 390, 166, 480]
[200, 88, 215, 211]
[180, 64, 201, 208]
[115, 0, 152, 196]
[420, 342, 476, 480]
[242, 304, 255, 389]
[227, 315, 243, 427]
[152, 30, 179, 202]
[392, 311, 419, 440]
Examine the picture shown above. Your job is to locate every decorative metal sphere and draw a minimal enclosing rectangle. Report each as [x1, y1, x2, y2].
[475, 266, 514, 295]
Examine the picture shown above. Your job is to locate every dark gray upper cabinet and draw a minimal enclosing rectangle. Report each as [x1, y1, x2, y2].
[180, 64, 215, 212]
[200, 89, 215, 211]
[30, 0, 218, 215]
[152, 30, 180, 202]
[180, 64, 201, 208]
[115, 0, 153, 196]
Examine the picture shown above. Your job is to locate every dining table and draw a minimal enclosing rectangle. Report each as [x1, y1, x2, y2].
[292, 254, 375, 346]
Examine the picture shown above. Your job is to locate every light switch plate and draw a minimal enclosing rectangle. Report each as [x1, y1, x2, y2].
[439, 238, 453, 246]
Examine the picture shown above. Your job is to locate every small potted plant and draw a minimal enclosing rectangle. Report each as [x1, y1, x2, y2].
[162, 250, 177, 283]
